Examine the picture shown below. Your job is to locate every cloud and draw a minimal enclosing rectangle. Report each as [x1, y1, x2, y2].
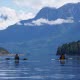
[24, 18, 74, 26]
[14, 0, 80, 12]
[19, 12, 34, 20]
[13, 0, 80, 18]
[0, 0, 79, 30]
[0, 7, 34, 30]
[0, 7, 19, 30]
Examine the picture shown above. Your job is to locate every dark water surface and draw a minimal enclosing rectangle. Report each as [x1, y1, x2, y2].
[0, 56, 80, 80]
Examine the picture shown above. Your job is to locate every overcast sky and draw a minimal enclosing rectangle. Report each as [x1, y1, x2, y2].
[0, 0, 80, 30]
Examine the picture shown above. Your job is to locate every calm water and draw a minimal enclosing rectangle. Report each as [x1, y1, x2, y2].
[0, 56, 80, 80]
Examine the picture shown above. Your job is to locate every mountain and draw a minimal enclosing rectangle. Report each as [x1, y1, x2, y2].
[0, 3, 80, 58]
[35, 3, 80, 21]
[20, 3, 80, 24]
[0, 3, 80, 42]
[35, 7, 57, 20]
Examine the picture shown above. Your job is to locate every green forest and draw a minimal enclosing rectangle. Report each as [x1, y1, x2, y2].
[56, 41, 80, 55]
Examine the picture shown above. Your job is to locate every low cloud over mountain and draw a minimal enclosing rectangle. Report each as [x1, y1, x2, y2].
[0, 3, 80, 54]
[0, 7, 34, 30]
[22, 18, 74, 26]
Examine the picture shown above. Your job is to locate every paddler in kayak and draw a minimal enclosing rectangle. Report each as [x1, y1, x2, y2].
[15, 54, 19, 60]
[59, 54, 65, 60]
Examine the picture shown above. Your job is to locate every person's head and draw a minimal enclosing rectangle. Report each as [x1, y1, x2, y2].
[16, 54, 18, 56]
[62, 54, 64, 55]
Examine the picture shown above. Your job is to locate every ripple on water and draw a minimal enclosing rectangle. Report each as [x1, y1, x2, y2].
[0, 76, 44, 79]
[0, 74, 75, 79]
[49, 74, 76, 79]
[34, 68, 50, 72]
[0, 59, 78, 80]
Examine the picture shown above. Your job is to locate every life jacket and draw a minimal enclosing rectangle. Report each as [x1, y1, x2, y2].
[60, 55, 65, 60]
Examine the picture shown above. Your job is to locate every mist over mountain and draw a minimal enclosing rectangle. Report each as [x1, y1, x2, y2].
[0, 3, 80, 57]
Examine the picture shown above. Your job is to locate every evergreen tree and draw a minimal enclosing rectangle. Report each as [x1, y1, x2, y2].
[56, 40, 80, 55]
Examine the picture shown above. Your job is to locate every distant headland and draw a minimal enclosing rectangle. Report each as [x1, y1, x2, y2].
[57, 41, 80, 55]
[0, 47, 10, 56]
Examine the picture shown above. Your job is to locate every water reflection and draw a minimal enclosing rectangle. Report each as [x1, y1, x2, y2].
[15, 60, 19, 67]
[0, 56, 80, 80]
[5, 60, 10, 68]
[60, 60, 65, 66]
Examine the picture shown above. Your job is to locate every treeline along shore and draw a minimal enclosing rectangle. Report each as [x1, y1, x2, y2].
[57, 41, 80, 55]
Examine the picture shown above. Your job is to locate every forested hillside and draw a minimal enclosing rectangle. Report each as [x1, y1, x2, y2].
[57, 41, 80, 55]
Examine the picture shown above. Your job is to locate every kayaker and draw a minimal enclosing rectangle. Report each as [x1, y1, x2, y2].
[15, 54, 19, 60]
[60, 54, 65, 60]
